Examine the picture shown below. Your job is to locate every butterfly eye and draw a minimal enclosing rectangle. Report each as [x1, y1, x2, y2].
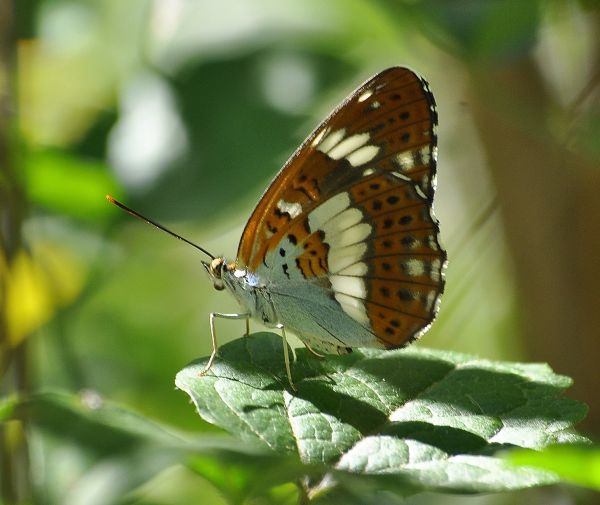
[210, 258, 224, 279]
[206, 258, 225, 291]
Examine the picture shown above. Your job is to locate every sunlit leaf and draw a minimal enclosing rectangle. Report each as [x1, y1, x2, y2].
[176, 332, 587, 494]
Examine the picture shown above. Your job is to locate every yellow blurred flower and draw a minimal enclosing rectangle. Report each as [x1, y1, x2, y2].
[3, 243, 85, 346]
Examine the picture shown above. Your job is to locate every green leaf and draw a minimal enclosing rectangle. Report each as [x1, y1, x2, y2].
[24, 149, 121, 222]
[176, 332, 588, 494]
[13, 390, 183, 457]
[406, 0, 540, 63]
[506, 444, 600, 491]
[0, 393, 18, 421]
[187, 452, 309, 505]
[13, 391, 298, 505]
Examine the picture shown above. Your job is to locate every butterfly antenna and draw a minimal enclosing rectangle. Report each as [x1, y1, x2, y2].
[106, 195, 215, 260]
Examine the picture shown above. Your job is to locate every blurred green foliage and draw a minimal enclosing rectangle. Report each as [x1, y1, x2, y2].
[25, 149, 121, 222]
[508, 444, 600, 491]
[2, 0, 600, 504]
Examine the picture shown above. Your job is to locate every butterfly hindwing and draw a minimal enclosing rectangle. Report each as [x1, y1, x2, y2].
[237, 67, 445, 350]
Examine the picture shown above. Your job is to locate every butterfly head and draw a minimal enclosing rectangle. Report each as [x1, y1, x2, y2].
[202, 257, 226, 291]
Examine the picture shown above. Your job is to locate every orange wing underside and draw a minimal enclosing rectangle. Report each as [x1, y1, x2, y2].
[235, 67, 445, 349]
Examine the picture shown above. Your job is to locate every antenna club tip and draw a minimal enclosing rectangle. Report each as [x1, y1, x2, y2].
[106, 194, 116, 203]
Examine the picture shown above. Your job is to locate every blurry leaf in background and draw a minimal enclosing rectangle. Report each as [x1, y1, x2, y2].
[187, 453, 309, 505]
[403, 0, 540, 62]
[9, 390, 306, 505]
[124, 465, 229, 505]
[572, 112, 600, 162]
[4, 245, 85, 347]
[25, 149, 121, 222]
[8, 391, 218, 504]
[0, 394, 18, 422]
[507, 444, 600, 491]
[16, 391, 184, 455]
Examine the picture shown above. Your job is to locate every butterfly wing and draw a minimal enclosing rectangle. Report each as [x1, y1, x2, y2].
[237, 67, 445, 350]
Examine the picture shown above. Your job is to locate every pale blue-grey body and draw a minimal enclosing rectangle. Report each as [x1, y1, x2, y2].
[220, 237, 383, 354]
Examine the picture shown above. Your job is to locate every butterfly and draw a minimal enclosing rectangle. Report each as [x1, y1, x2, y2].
[108, 66, 446, 390]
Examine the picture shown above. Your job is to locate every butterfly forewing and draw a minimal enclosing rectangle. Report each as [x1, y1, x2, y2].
[237, 67, 445, 350]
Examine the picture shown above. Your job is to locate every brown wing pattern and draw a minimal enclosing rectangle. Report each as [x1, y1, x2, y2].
[237, 67, 438, 270]
[235, 66, 445, 349]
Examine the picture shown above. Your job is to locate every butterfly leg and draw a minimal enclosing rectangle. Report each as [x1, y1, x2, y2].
[275, 324, 297, 391]
[199, 312, 250, 377]
[303, 340, 326, 359]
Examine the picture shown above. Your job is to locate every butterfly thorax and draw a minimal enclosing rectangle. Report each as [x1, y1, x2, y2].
[207, 257, 278, 325]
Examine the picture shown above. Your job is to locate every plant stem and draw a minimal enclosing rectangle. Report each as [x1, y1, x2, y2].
[0, 0, 30, 502]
